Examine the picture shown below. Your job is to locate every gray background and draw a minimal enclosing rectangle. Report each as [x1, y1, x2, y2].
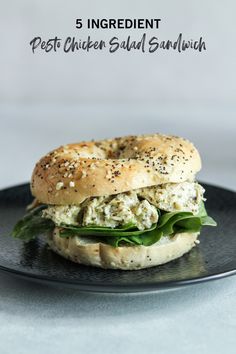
[0, 0, 235, 105]
[0, 1, 236, 354]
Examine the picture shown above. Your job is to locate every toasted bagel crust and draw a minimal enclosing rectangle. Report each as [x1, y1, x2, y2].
[48, 228, 199, 270]
[31, 134, 201, 205]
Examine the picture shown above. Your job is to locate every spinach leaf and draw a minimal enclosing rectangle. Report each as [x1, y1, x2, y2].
[100, 209, 216, 247]
[59, 223, 157, 238]
[12, 205, 54, 241]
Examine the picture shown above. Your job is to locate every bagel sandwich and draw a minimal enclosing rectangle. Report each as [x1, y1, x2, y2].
[12, 134, 216, 270]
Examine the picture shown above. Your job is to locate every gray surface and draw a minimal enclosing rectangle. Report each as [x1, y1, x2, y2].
[0, 274, 236, 354]
[0, 108, 236, 354]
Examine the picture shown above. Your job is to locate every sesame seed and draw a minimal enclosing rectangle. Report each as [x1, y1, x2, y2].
[56, 182, 64, 190]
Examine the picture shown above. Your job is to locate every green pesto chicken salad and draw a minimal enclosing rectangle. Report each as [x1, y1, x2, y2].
[12, 181, 216, 247]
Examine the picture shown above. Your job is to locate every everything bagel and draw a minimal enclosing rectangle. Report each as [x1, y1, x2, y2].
[31, 134, 201, 205]
[12, 133, 217, 270]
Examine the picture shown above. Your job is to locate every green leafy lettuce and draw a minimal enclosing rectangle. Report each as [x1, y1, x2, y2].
[12, 202, 216, 247]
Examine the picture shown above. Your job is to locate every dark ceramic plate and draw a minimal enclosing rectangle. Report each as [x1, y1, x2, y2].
[0, 183, 235, 293]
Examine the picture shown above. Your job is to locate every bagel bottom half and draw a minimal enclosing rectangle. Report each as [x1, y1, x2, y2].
[47, 228, 199, 270]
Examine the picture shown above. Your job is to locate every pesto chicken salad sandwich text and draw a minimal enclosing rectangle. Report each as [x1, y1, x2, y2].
[12, 134, 216, 270]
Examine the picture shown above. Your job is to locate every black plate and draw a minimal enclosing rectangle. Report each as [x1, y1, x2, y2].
[0, 183, 235, 293]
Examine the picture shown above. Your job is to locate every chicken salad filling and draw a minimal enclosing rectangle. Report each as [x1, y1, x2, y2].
[42, 182, 205, 231]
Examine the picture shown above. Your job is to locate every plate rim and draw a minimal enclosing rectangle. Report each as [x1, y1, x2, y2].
[0, 262, 236, 293]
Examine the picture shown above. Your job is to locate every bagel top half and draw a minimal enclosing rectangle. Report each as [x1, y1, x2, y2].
[31, 134, 201, 205]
